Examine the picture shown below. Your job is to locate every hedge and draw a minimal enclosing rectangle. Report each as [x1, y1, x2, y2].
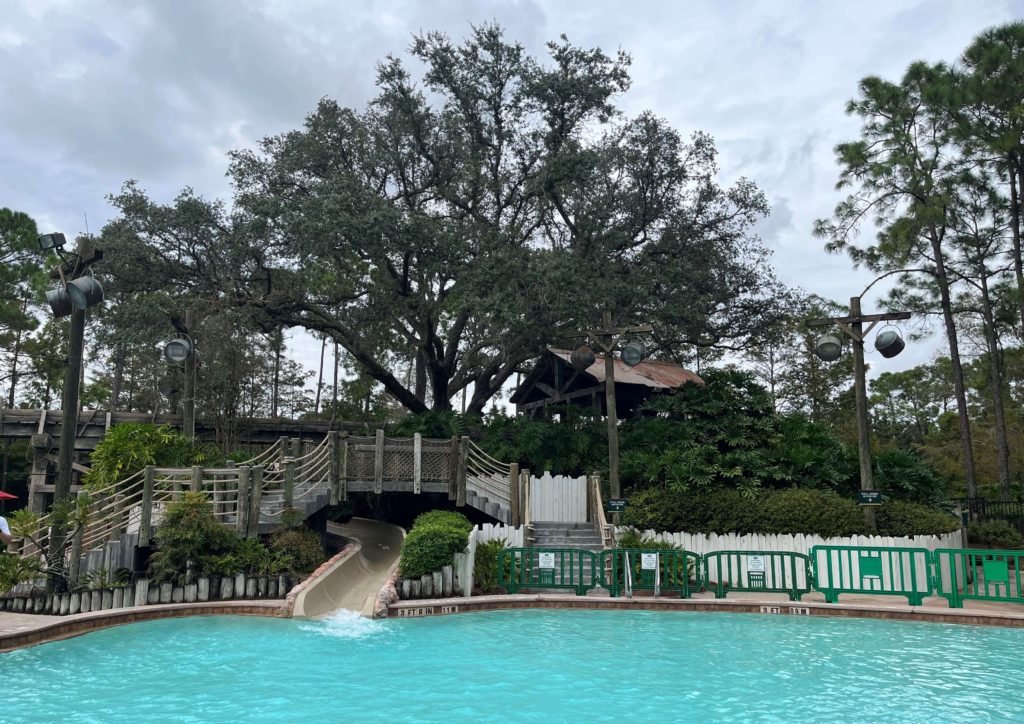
[621, 487, 959, 538]
[399, 509, 473, 579]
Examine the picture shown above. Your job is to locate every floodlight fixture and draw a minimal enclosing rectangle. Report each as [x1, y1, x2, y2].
[570, 344, 596, 371]
[66, 275, 104, 309]
[38, 233, 67, 252]
[815, 334, 843, 362]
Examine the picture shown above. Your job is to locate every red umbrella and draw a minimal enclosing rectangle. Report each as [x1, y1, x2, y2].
[0, 491, 16, 500]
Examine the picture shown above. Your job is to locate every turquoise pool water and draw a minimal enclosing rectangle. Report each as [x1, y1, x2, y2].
[4, 609, 1024, 722]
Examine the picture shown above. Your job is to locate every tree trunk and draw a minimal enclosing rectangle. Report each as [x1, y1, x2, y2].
[272, 332, 281, 419]
[329, 341, 339, 428]
[6, 315, 24, 407]
[1010, 166, 1024, 337]
[979, 275, 1011, 495]
[930, 227, 978, 497]
[314, 336, 326, 415]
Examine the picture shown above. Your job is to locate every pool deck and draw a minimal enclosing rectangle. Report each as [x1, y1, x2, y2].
[5, 589, 1024, 653]
[0, 600, 287, 653]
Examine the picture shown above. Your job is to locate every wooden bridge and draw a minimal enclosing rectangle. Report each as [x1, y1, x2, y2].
[10, 431, 522, 584]
[0, 408, 384, 514]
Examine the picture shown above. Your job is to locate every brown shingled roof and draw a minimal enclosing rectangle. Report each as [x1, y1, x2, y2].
[546, 348, 703, 388]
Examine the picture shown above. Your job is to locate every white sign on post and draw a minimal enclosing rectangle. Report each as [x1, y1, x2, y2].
[746, 555, 766, 572]
[641, 553, 658, 570]
[538, 552, 556, 569]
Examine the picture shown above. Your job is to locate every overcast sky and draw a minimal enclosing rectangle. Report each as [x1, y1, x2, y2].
[3, 0, 1022, 394]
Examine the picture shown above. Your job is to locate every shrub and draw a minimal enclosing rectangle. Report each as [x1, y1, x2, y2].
[968, 520, 1024, 549]
[875, 500, 959, 537]
[473, 538, 507, 594]
[85, 423, 223, 491]
[149, 491, 238, 584]
[270, 514, 325, 575]
[399, 509, 474, 580]
[622, 487, 957, 538]
[412, 510, 473, 535]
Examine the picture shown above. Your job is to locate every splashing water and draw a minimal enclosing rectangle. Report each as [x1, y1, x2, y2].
[301, 607, 386, 639]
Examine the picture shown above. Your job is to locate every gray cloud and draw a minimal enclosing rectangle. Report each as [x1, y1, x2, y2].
[2, 0, 1020, 378]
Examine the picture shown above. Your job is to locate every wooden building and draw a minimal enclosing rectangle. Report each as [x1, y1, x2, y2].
[511, 348, 703, 418]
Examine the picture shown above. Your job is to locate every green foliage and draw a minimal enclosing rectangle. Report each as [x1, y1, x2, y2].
[76, 567, 131, 592]
[0, 552, 41, 593]
[621, 487, 956, 538]
[399, 526, 468, 580]
[85, 423, 223, 491]
[472, 538, 507, 594]
[148, 491, 237, 584]
[392, 411, 467, 439]
[270, 523, 325, 575]
[967, 520, 1024, 549]
[399, 508, 472, 579]
[873, 448, 949, 505]
[474, 409, 606, 477]
[411, 510, 472, 536]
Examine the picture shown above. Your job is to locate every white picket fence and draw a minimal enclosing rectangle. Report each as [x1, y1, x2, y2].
[529, 472, 587, 522]
[619, 529, 963, 557]
[474, 523, 525, 548]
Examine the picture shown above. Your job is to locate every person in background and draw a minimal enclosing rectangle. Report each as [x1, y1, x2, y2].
[0, 514, 12, 546]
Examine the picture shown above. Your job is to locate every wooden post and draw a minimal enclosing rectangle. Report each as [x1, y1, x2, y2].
[191, 465, 202, 493]
[139, 465, 155, 544]
[68, 513, 84, 587]
[456, 436, 469, 507]
[850, 296, 877, 534]
[509, 463, 520, 527]
[448, 435, 459, 501]
[284, 457, 295, 509]
[339, 433, 348, 502]
[413, 432, 422, 495]
[374, 429, 384, 495]
[277, 436, 288, 466]
[522, 469, 531, 528]
[290, 437, 302, 459]
[328, 431, 339, 506]
[28, 447, 48, 515]
[249, 466, 264, 537]
[236, 465, 251, 536]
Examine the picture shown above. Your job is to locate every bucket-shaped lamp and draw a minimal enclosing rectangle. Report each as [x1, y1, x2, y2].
[815, 334, 843, 362]
[620, 340, 646, 367]
[875, 329, 905, 358]
[45, 287, 74, 318]
[67, 276, 104, 309]
[570, 344, 596, 370]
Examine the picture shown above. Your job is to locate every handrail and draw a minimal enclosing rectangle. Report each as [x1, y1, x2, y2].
[591, 475, 614, 549]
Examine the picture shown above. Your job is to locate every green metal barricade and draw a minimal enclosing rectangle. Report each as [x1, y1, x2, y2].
[811, 545, 933, 605]
[934, 548, 1024, 608]
[704, 550, 813, 601]
[601, 549, 700, 598]
[497, 548, 598, 595]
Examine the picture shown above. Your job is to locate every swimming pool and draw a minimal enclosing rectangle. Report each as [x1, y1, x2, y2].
[4, 609, 1023, 722]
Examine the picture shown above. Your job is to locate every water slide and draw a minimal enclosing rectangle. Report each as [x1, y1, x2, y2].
[291, 517, 405, 619]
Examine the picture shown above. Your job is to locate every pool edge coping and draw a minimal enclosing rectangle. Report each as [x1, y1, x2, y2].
[0, 600, 288, 653]
[386, 594, 1024, 627]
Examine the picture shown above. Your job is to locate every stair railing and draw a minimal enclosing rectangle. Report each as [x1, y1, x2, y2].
[590, 474, 615, 549]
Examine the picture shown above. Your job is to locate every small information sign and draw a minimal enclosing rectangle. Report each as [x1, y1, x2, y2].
[607, 498, 628, 513]
[746, 555, 766, 572]
[538, 552, 556, 569]
[641, 553, 658, 570]
[857, 491, 883, 506]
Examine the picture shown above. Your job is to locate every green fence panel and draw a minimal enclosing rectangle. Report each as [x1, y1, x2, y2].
[811, 545, 932, 605]
[497, 548, 598, 595]
[933, 548, 1024, 608]
[703, 550, 812, 601]
[600, 549, 701, 598]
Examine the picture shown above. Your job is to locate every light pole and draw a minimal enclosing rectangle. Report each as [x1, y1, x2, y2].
[807, 275, 911, 533]
[38, 233, 104, 581]
[163, 309, 196, 440]
[565, 311, 652, 514]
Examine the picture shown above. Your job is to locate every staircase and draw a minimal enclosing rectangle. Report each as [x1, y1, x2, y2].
[465, 486, 512, 525]
[531, 521, 605, 552]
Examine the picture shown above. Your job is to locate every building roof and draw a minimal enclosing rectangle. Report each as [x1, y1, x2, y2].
[544, 348, 703, 389]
